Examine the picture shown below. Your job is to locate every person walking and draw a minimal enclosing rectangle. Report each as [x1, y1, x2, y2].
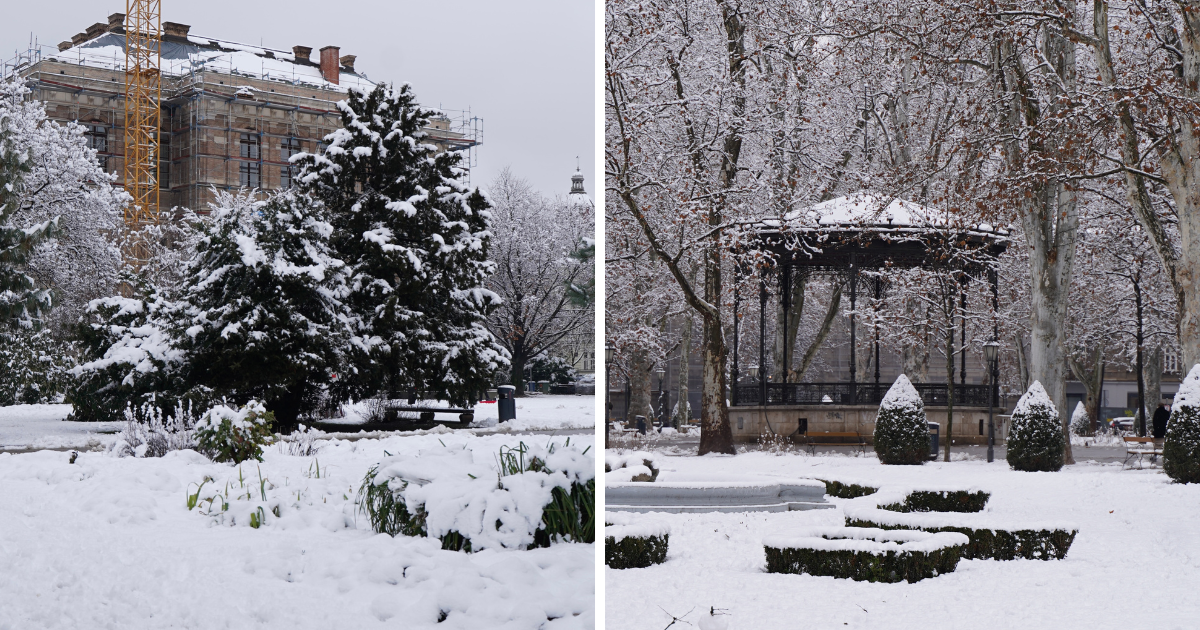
[1152, 401, 1170, 440]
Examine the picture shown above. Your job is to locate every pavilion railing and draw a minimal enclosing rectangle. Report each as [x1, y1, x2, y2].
[734, 382, 995, 407]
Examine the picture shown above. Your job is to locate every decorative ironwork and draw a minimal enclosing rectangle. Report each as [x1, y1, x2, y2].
[734, 382, 994, 407]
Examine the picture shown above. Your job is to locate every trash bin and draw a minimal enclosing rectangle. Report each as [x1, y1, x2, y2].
[498, 385, 516, 422]
[636, 415, 647, 435]
[928, 421, 940, 460]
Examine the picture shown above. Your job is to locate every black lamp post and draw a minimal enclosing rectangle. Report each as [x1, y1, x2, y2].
[748, 365, 760, 405]
[984, 339, 999, 463]
[605, 345, 614, 447]
[654, 366, 667, 430]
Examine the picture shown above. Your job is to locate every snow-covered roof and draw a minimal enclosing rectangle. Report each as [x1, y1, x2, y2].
[46, 32, 375, 92]
[779, 192, 1004, 234]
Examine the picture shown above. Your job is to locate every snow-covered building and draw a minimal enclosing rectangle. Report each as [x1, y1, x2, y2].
[4, 13, 478, 211]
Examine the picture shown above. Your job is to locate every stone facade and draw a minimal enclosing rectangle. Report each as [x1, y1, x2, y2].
[728, 405, 1009, 446]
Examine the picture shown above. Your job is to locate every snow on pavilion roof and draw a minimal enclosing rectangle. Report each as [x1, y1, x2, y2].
[46, 32, 376, 93]
[750, 193, 1009, 272]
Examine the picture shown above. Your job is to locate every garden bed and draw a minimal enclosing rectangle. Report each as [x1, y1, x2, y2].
[605, 519, 670, 569]
[763, 527, 968, 583]
[843, 505, 1077, 561]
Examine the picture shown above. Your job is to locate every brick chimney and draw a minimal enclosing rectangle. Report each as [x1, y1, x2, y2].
[107, 13, 125, 33]
[162, 22, 191, 41]
[292, 46, 312, 63]
[339, 55, 356, 73]
[85, 23, 106, 40]
[71, 33, 87, 46]
[319, 46, 340, 84]
[58, 41, 73, 52]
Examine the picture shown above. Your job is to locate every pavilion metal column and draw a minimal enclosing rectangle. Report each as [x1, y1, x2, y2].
[732, 262, 741, 406]
[990, 269, 999, 407]
[760, 265, 768, 407]
[960, 278, 968, 385]
[874, 276, 882, 386]
[781, 263, 791, 385]
[849, 253, 857, 405]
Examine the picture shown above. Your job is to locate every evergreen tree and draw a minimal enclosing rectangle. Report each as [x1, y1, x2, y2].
[873, 374, 929, 465]
[295, 83, 506, 405]
[172, 190, 350, 425]
[1006, 381, 1066, 472]
[0, 327, 72, 404]
[1070, 402, 1090, 437]
[0, 82, 56, 329]
[1163, 364, 1200, 484]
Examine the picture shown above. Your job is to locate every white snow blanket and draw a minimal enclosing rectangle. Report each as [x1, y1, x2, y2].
[764, 527, 968, 554]
[0, 431, 594, 629]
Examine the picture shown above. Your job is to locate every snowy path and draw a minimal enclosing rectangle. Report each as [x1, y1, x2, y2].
[0, 396, 595, 453]
[0, 431, 594, 629]
[605, 451, 1200, 630]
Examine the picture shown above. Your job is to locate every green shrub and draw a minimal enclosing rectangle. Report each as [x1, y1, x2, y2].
[1164, 365, 1200, 483]
[357, 466, 427, 537]
[764, 530, 966, 583]
[1070, 402, 1091, 437]
[194, 400, 275, 464]
[820, 479, 879, 499]
[880, 490, 990, 514]
[873, 375, 930, 465]
[1006, 381, 1065, 472]
[535, 478, 596, 547]
[605, 531, 669, 569]
[845, 517, 1076, 561]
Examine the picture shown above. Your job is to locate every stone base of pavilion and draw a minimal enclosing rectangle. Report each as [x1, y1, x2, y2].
[729, 405, 1009, 445]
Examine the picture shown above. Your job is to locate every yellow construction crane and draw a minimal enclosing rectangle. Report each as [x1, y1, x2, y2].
[123, 0, 161, 267]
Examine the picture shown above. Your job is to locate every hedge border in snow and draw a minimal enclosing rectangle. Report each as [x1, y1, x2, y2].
[763, 527, 968, 583]
[819, 479, 879, 499]
[605, 521, 670, 569]
[879, 489, 990, 514]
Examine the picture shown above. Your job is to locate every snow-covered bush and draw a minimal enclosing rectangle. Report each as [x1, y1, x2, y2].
[68, 294, 188, 422]
[873, 375, 929, 465]
[1164, 364, 1200, 483]
[878, 489, 990, 514]
[1006, 381, 1066, 472]
[113, 399, 198, 458]
[605, 517, 669, 569]
[1070, 402, 1091, 437]
[763, 527, 969, 583]
[358, 439, 595, 551]
[0, 327, 74, 404]
[194, 400, 275, 464]
[604, 450, 659, 482]
[820, 479, 879, 499]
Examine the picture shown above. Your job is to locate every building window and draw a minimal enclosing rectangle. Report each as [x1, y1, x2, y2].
[1165, 350, 1180, 374]
[582, 351, 595, 372]
[84, 124, 107, 169]
[239, 133, 260, 188]
[280, 137, 302, 188]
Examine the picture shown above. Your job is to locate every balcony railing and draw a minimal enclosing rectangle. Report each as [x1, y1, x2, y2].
[733, 382, 996, 407]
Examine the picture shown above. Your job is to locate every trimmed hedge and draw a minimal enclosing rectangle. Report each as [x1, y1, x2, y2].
[844, 518, 1076, 561]
[605, 533, 669, 569]
[820, 479, 879, 499]
[880, 490, 990, 514]
[764, 531, 965, 583]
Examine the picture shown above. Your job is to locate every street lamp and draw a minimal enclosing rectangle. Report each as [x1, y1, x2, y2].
[983, 339, 1000, 463]
[605, 345, 614, 447]
[748, 365, 761, 405]
[654, 366, 667, 431]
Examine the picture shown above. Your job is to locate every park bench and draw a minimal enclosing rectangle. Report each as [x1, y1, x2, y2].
[384, 404, 474, 423]
[802, 431, 866, 455]
[1122, 436, 1163, 470]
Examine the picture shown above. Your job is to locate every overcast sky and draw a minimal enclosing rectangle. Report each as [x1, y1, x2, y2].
[1, 0, 595, 199]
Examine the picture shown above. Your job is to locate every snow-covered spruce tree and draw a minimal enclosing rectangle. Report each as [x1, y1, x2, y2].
[0, 327, 72, 404]
[68, 291, 183, 422]
[1070, 401, 1090, 437]
[873, 374, 929, 465]
[295, 83, 506, 405]
[1006, 381, 1066, 472]
[1163, 365, 1200, 484]
[173, 190, 350, 426]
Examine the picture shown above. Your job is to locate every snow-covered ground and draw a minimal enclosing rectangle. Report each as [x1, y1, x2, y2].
[0, 395, 595, 453]
[0, 430, 595, 629]
[604, 450, 1200, 630]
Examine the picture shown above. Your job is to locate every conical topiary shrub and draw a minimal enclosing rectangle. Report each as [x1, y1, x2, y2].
[1006, 381, 1065, 472]
[1164, 364, 1200, 483]
[873, 374, 929, 465]
[1069, 402, 1090, 437]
